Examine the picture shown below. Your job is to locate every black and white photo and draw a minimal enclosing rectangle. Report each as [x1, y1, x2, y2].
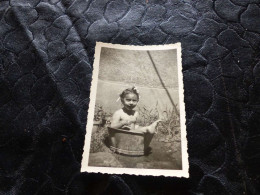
[81, 42, 188, 177]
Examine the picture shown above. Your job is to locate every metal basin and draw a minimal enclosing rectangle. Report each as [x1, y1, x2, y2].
[108, 127, 153, 156]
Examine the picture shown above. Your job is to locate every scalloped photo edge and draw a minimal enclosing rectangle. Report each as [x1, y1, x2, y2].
[81, 42, 189, 178]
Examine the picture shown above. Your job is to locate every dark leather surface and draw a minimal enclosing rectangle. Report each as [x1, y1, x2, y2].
[0, 0, 259, 194]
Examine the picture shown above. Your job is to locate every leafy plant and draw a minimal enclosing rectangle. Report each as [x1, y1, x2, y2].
[138, 102, 180, 142]
[90, 126, 109, 153]
[138, 105, 159, 126]
[90, 105, 111, 153]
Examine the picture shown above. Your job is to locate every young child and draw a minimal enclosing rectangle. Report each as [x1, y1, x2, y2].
[110, 87, 161, 134]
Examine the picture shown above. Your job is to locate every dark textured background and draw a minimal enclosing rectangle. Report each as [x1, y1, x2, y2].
[0, 0, 259, 194]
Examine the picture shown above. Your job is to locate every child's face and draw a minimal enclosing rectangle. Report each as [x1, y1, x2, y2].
[122, 93, 138, 110]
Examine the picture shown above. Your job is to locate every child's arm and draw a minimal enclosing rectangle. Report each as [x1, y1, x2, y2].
[134, 111, 139, 129]
[110, 111, 127, 129]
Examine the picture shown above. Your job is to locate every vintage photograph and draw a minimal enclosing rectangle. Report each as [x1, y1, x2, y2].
[81, 42, 189, 177]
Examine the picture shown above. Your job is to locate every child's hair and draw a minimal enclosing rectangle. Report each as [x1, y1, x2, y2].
[120, 87, 140, 101]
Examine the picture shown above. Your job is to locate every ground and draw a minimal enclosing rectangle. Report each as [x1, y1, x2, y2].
[88, 134, 182, 170]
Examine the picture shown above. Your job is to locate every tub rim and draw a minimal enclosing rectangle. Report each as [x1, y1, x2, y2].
[107, 127, 144, 136]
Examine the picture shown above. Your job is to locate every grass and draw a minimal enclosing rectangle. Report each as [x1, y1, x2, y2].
[138, 103, 180, 142]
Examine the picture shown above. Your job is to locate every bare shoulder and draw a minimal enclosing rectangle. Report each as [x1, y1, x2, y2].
[112, 109, 123, 117]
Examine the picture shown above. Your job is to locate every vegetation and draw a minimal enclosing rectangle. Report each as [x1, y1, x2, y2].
[138, 103, 180, 142]
[90, 126, 108, 153]
[90, 105, 111, 153]
[155, 107, 180, 143]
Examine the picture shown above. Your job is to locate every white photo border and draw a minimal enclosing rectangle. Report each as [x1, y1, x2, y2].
[81, 42, 189, 178]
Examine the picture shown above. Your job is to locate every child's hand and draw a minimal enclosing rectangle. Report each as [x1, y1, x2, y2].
[120, 117, 136, 130]
[122, 116, 135, 125]
[121, 120, 132, 126]
[128, 116, 136, 123]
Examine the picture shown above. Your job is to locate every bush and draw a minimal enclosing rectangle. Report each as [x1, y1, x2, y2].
[90, 105, 111, 153]
[138, 103, 180, 142]
[138, 105, 159, 126]
[90, 126, 109, 153]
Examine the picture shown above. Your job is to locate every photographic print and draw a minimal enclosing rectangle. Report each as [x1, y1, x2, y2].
[81, 42, 189, 177]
